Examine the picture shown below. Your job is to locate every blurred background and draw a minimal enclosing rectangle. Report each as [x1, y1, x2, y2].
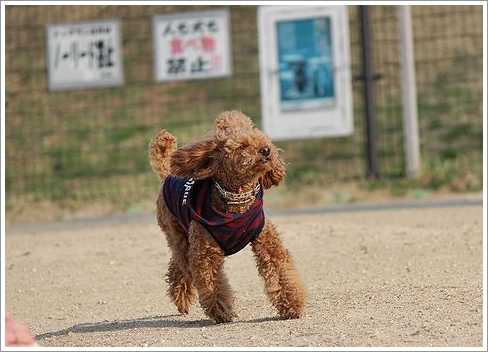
[3, 5, 484, 224]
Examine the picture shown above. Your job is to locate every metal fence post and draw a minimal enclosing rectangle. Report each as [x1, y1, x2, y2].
[359, 5, 379, 179]
[398, 5, 421, 179]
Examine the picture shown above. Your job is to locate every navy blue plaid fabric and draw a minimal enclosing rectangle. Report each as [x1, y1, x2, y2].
[162, 176, 265, 256]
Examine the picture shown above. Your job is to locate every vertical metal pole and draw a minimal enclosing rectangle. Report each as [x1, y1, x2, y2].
[398, 5, 421, 179]
[359, 5, 379, 179]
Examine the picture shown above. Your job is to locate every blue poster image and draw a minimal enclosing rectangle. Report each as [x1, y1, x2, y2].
[276, 17, 335, 111]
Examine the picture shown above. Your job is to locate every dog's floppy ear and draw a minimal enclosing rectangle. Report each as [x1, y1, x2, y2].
[260, 153, 286, 189]
[170, 137, 218, 180]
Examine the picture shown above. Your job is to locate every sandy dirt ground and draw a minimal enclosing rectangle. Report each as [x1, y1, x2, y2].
[3, 193, 485, 348]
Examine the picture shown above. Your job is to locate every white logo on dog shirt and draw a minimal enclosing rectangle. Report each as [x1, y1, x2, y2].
[182, 178, 195, 205]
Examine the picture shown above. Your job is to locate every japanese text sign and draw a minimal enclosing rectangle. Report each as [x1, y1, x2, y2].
[46, 19, 124, 91]
[153, 9, 232, 82]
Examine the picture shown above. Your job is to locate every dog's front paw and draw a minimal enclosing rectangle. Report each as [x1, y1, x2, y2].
[278, 305, 303, 320]
[204, 303, 236, 324]
[279, 312, 301, 320]
[213, 314, 234, 324]
[206, 306, 236, 324]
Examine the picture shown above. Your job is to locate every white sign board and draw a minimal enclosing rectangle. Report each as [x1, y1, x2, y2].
[153, 9, 232, 82]
[258, 5, 353, 140]
[46, 19, 124, 91]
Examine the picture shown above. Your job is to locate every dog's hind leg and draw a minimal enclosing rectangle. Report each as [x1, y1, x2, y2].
[157, 202, 196, 315]
[166, 248, 196, 315]
[187, 223, 235, 324]
[251, 220, 306, 319]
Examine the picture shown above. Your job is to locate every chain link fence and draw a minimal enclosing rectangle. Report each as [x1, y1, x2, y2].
[4, 5, 483, 210]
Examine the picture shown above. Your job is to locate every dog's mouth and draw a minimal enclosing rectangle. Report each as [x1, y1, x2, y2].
[242, 155, 270, 167]
[241, 150, 272, 170]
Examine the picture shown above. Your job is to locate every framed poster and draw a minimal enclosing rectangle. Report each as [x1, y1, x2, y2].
[153, 9, 232, 82]
[46, 19, 124, 91]
[258, 5, 353, 140]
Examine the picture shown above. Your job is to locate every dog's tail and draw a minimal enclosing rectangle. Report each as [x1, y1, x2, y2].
[149, 129, 177, 181]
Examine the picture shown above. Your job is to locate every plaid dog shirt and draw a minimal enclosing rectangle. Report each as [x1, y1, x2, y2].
[162, 176, 265, 256]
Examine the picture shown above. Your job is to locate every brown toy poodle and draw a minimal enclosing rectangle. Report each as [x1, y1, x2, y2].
[149, 110, 306, 323]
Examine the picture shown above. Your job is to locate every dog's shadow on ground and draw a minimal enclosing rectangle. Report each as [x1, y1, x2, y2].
[36, 314, 279, 340]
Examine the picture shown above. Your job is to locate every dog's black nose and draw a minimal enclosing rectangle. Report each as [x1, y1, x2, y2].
[259, 147, 270, 157]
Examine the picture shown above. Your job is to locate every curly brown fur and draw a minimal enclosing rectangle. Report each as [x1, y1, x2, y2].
[149, 110, 306, 323]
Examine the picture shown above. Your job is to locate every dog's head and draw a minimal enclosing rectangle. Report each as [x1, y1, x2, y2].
[170, 110, 285, 189]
